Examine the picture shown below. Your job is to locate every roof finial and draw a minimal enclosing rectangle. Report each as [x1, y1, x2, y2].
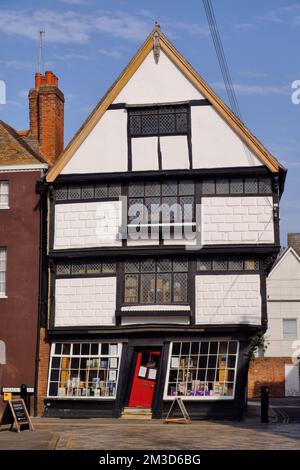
[153, 23, 161, 64]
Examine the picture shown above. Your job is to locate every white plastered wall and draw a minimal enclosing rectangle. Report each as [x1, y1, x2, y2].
[195, 274, 261, 325]
[201, 196, 274, 245]
[55, 277, 116, 326]
[54, 201, 122, 249]
[191, 106, 262, 168]
[114, 49, 204, 104]
[61, 109, 128, 175]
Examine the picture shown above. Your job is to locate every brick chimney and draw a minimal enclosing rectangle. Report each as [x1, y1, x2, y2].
[28, 71, 64, 165]
[287, 233, 300, 256]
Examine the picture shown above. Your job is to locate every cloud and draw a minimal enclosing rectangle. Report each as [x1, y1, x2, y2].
[0, 59, 35, 70]
[212, 82, 289, 96]
[235, 4, 300, 32]
[0, 8, 208, 44]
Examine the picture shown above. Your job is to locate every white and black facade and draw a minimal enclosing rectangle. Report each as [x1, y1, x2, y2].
[37, 28, 286, 420]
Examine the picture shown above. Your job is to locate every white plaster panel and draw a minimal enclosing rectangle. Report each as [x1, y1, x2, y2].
[160, 135, 189, 169]
[191, 106, 262, 168]
[131, 136, 159, 171]
[61, 109, 128, 175]
[55, 277, 116, 326]
[267, 250, 300, 300]
[202, 196, 274, 245]
[54, 201, 122, 249]
[195, 274, 261, 325]
[121, 316, 190, 326]
[121, 305, 190, 311]
[265, 301, 300, 357]
[114, 50, 203, 104]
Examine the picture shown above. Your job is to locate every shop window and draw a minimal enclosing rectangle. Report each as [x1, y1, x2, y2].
[165, 341, 239, 399]
[47, 343, 122, 399]
[124, 258, 188, 304]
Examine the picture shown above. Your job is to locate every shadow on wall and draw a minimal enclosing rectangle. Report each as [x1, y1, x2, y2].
[247, 357, 292, 398]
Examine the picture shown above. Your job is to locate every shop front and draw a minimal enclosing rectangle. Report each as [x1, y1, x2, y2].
[43, 333, 249, 420]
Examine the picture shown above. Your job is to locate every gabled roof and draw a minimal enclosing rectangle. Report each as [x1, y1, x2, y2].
[0, 119, 46, 166]
[269, 246, 300, 277]
[46, 26, 285, 182]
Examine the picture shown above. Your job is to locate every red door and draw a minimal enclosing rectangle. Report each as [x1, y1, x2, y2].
[128, 350, 160, 408]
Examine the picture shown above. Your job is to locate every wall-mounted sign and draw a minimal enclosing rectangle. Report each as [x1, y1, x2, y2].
[2, 387, 34, 394]
[3, 392, 12, 401]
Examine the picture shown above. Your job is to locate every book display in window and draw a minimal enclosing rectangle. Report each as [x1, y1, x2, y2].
[166, 341, 238, 398]
[48, 343, 122, 399]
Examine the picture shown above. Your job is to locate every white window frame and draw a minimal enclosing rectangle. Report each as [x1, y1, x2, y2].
[163, 340, 239, 401]
[0, 181, 9, 209]
[0, 248, 7, 298]
[47, 342, 122, 400]
[282, 319, 297, 340]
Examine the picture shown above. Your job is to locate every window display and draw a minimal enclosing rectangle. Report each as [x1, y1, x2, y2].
[164, 341, 239, 400]
[47, 342, 122, 399]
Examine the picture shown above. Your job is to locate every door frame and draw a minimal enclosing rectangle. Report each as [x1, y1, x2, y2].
[125, 347, 163, 408]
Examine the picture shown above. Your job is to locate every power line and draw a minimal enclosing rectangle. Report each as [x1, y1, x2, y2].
[203, 0, 241, 119]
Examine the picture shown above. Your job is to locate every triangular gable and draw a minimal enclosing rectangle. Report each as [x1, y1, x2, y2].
[268, 247, 300, 279]
[46, 26, 284, 182]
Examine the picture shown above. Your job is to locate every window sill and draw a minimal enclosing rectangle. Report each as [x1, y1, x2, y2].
[0, 295, 8, 299]
[0, 207, 9, 210]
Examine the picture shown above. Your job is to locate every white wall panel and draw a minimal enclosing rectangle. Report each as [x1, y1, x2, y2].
[55, 277, 116, 326]
[61, 109, 128, 175]
[115, 50, 203, 105]
[265, 301, 300, 357]
[202, 196, 274, 245]
[121, 316, 190, 325]
[54, 201, 122, 249]
[195, 274, 261, 325]
[160, 135, 189, 169]
[191, 106, 262, 168]
[131, 136, 158, 171]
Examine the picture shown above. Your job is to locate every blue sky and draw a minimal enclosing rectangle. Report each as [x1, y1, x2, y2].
[0, 0, 299, 245]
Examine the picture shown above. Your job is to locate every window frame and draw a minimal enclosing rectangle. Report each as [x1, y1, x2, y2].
[123, 258, 189, 306]
[0, 181, 9, 209]
[128, 105, 190, 138]
[163, 340, 239, 401]
[47, 342, 122, 400]
[282, 319, 297, 340]
[0, 248, 7, 297]
[127, 180, 196, 227]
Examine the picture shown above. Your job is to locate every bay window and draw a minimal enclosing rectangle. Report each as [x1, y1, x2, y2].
[124, 258, 188, 304]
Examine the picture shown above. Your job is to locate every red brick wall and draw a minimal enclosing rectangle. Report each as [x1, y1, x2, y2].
[36, 328, 50, 416]
[0, 171, 41, 416]
[248, 357, 293, 397]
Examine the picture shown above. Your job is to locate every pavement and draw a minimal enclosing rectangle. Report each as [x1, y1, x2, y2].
[0, 399, 300, 450]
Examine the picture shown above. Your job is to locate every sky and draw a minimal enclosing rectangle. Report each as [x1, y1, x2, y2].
[0, 0, 299, 245]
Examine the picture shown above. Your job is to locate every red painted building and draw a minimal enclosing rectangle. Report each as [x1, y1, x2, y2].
[0, 71, 64, 415]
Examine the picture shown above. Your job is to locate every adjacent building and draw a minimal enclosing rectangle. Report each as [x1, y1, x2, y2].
[249, 234, 300, 397]
[37, 27, 286, 419]
[0, 71, 64, 415]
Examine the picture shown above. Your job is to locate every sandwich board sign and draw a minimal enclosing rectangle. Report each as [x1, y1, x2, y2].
[0, 399, 34, 432]
[164, 397, 191, 424]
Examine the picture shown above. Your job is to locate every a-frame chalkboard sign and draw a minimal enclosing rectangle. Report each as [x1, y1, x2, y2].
[164, 397, 191, 424]
[0, 399, 34, 432]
